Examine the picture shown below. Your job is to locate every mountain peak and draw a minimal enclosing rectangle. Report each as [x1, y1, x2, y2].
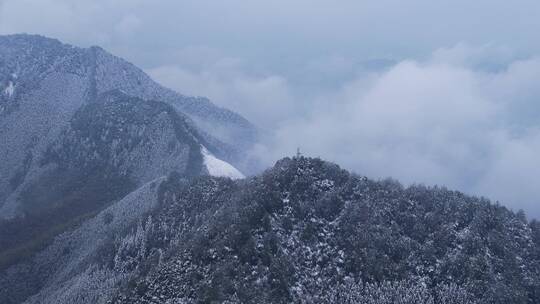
[0, 33, 79, 59]
[0, 33, 64, 45]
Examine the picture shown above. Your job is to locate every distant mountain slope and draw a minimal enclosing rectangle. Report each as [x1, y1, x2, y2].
[3, 157, 538, 304]
[0, 34, 257, 146]
[0, 34, 257, 217]
[0, 34, 249, 291]
[0, 89, 242, 273]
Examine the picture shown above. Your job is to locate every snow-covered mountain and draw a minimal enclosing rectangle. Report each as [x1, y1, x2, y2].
[0, 34, 253, 219]
[0, 34, 251, 294]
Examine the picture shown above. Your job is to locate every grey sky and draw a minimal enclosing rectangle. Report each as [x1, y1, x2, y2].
[1, 0, 540, 218]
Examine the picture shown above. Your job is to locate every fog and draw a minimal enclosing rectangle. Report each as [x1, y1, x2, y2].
[1, 0, 540, 217]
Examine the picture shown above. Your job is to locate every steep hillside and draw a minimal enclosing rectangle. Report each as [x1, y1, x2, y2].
[1, 176, 164, 304]
[0, 34, 251, 273]
[0, 88, 243, 276]
[3, 157, 538, 303]
[0, 34, 257, 218]
[110, 156, 540, 304]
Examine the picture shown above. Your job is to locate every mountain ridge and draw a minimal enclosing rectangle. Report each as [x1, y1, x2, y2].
[0, 34, 255, 218]
[0, 34, 251, 286]
[2, 156, 539, 303]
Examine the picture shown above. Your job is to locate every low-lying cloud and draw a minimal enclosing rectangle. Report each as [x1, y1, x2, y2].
[150, 46, 540, 219]
[148, 61, 297, 130]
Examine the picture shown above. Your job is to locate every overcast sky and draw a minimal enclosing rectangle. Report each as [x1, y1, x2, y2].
[1, 0, 540, 218]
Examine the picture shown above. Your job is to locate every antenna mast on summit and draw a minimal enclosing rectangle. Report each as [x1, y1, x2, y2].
[296, 147, 302, 158]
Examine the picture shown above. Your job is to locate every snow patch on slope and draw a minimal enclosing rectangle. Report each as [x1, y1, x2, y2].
[201, 146, 244, 179]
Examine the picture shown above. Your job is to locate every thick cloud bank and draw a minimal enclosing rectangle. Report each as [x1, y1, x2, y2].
[150, 46, 540, 218]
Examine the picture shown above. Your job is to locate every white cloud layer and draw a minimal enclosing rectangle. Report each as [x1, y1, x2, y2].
[150, 46, 540, 218]
[147, 61, 297, 130]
